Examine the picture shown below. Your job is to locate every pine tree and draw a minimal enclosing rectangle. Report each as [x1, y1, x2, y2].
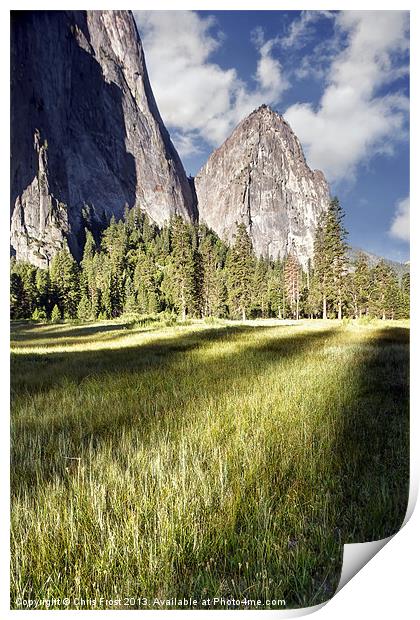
[305, 259, 320, 318]
[384, 267, 401, 320]
[50, 244, 80, 318]
[134, 249, 161, 314]
[10, 271, 26, 319]
[351, 252, 371, 318]
[190, 224, 203, 317]
[267, 257, 286, 318]
[199, 228, 225, 317]
[97, 257, 113, 318]
[50, 304, 61, 323]
[401, 272, 410, 318]
[77, 294, 92, 321]
[284, 250, 301, 319]
[225, 223, 255, 320]
[11, 261, 39, 317]
[252, 256, 270, 318]
[370, 260, 399, 319]
[100, 218, 128, 316]
[213, 269, 228, 317]
[80, 231, 99, 318]
[31, 307, 47, 321]
[311, 219, 328, 318]
[312, 198, 348, 319]
[35, 269, 51, 314]
[168, 216, 197, 319]
[123, 274, 138, 314]
[325, 198, 348, 319]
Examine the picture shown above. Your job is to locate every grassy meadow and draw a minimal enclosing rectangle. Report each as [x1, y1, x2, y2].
[10, 317, 409, 609]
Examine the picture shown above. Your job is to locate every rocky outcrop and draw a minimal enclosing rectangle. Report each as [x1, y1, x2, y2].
[195, 105, 330, 265]
[10, 10, 195, 267]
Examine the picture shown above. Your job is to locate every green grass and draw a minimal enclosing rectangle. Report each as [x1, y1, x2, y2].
[10, 318, 409, 609]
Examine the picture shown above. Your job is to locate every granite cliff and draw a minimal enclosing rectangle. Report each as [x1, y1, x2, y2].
[11, 12, 331, 269]
[10, 10, 195, 267]
[195, 105, 330, 265]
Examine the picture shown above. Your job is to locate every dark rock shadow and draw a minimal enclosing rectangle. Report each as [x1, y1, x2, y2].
[10, 10, 137, 259]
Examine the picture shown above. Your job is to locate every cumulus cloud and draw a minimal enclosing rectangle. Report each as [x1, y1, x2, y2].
[134, 11, 288, 154]
[389, 196, 410, 242]
[284, 11, 409, 182]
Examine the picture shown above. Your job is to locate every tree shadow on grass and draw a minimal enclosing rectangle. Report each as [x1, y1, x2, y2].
[269, 326, 408, 605]
[11, 324, 334, 485]
[333, 327, 409, 544]
[11, 321, 132, 344]
[11, 324, 304, 396]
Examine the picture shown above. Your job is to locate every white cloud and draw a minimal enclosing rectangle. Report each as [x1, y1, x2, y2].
[389, 196, 410, 242]
[281, 10, 334, 49]
[284, 11, 409, 182]
[134, 11, 288, 154]
[171, 131, 204, 159]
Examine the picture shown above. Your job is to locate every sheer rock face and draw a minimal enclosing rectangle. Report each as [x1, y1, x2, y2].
[10, 10, 195, 267]
[195, 105, 330, 265]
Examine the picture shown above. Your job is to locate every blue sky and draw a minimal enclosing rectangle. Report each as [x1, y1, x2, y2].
[134, 10, 409, 262]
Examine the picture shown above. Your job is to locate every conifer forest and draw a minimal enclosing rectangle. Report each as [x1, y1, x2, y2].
[10, 199, 410, 324]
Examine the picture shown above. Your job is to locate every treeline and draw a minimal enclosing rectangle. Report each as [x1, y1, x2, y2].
[10, 199, 409, 322]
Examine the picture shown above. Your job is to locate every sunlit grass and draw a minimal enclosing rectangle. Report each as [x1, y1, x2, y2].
[10, 318, 409, 609]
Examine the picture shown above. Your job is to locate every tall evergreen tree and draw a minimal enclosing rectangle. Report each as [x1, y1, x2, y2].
[401, 272, 410, 318]
[134, 249, 161, 314]
[267, 257, 286, 318]
[305, 259, 320, 318]
[123, 274, 138, 314]
[225, 223, 255, 320]
[370, 260, 398, 319]
[167, 216, 197, 320]
[284, 250, 301, 319]
[325, 198, 348, 319]
[50, 244, 80, 318]
[100, 218, 129, 316]
[349, 252, 371, 318]
[311, 219, 328, 318]
[80, 231, 98, 319]
[10, 271, 26, 319]
[312, 198, 348, 319]
[252, 256, 270, 318]
[199, 231, 221, 317]
[35, 268, 51, 315]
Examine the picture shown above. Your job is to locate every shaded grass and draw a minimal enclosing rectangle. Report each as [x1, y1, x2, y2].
[10, 319, 409, 609]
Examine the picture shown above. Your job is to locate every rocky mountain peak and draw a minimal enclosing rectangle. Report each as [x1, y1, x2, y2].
[194, 105, 330, 264]
[10, 10, 195, 267]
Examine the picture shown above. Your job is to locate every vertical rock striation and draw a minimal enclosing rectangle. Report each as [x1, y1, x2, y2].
[195, 105, 330, 265]
[10, 10, 195, 267]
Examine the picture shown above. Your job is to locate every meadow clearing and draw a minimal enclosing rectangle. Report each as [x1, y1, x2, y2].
[10, 317, 409, 609]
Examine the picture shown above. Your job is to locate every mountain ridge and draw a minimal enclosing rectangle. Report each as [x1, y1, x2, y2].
[347, 246, 409, 279]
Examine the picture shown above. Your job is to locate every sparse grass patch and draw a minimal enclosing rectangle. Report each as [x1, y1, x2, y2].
[10, 319, 409, 609]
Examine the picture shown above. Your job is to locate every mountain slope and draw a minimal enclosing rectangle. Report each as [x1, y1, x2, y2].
[348, 247, 409, 279]
[10, 10, 195, 267]
[194, 105, 330, 265]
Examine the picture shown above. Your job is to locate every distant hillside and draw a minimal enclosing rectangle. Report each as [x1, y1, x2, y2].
[348, 247, 409, 279]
